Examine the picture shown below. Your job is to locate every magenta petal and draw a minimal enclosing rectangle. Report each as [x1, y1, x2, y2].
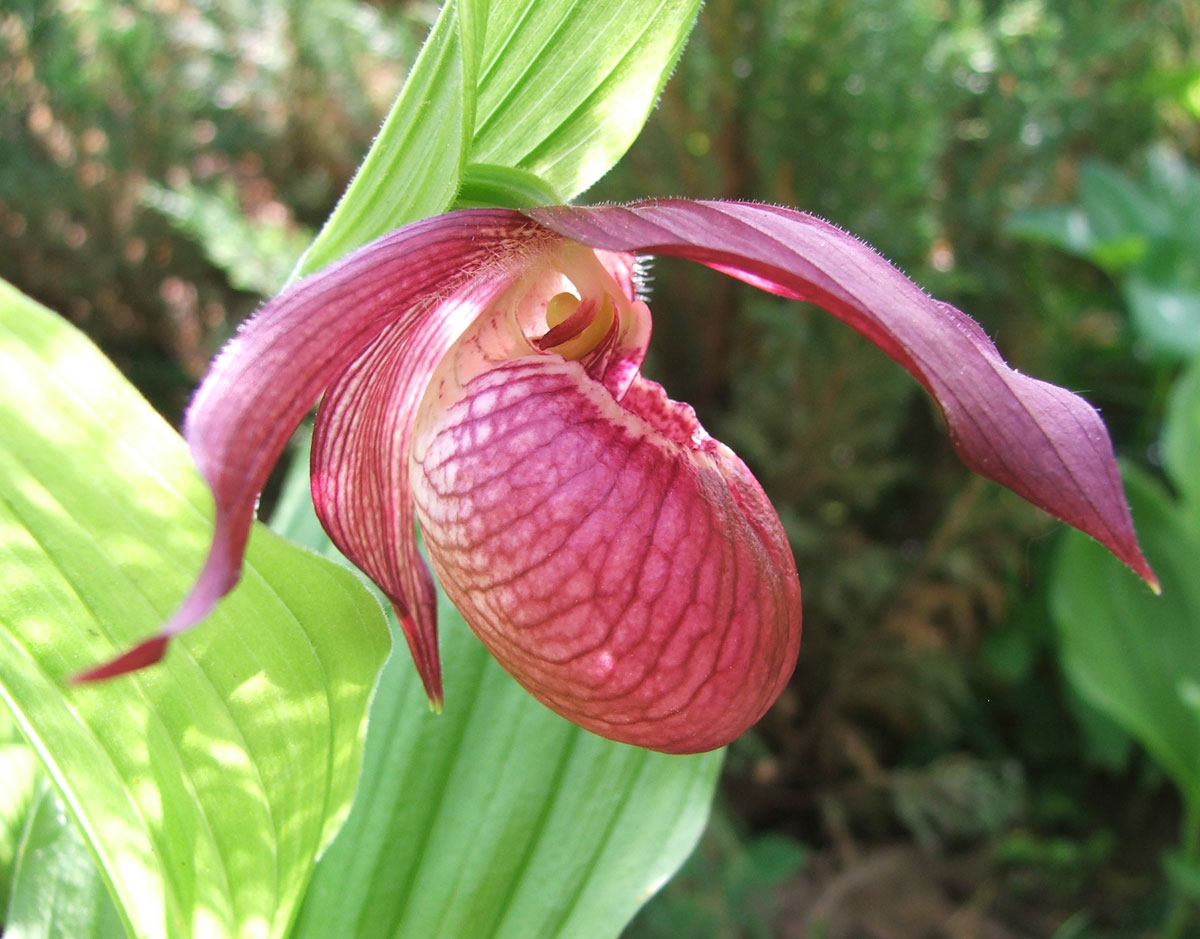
[528, 200, 1157, 587]
[76, 209, 545, 682]
[310, 265, 535, 705]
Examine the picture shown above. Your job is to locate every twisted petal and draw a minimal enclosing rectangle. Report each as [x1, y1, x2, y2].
[529, 200, 1157, 588]
[310, 254, 547, 704]
[77, 210, 551, 681]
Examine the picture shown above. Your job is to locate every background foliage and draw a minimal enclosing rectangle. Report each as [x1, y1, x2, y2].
[3, 0, 1199, 935]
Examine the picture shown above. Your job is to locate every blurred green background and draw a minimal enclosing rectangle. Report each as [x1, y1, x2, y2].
[3, 0, 1199, 935]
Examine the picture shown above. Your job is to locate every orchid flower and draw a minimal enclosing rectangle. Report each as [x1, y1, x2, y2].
[76, 200, 1155, 754]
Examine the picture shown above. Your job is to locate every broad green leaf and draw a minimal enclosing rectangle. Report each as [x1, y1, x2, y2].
[272, 455, 723, 939]
[295, 0, 701, 277]
[292, 603, 721, 939]
[470, 0, 701, 200]
[1087, 233, 1149, 273]
[1051, 466, 1200, 805]
[1163, 352, 1200, 533]
[5, 786, 125, 939]
[1063, 683, 1134, 774]
[1118, 215, 1200, 361]
[0, 281, 390, 938]
[1144, 145, 1200, 243]
[1008, 157, 1200, 362]
[294, 0, 477, 277]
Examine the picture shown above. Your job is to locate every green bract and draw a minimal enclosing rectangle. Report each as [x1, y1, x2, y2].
[297, 0, 701, 276]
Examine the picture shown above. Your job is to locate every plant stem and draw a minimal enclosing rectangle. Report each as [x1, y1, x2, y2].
[1162, 797, 1200, 939]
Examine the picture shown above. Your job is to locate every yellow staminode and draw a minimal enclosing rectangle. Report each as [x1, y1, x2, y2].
[542, 292, 615, 361]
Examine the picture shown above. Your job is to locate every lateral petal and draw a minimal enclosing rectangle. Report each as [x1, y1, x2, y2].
[529, 200, 1156, 588]
[310, 259, 542, 705]
[77, 209, 547, 681]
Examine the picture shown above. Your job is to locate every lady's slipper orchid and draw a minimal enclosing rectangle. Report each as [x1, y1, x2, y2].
[77, 200, 1155, 754]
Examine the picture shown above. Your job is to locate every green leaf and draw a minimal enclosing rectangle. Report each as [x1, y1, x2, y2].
[1144, 145, 1200, 244]
[5, 786, 125, 939]
[469, 0, 701, 200]
[1089, 233, 1150, 272]
[1051, 466, 1200, 806]
[1077, 160, 1169, 246]
[1164, 352, 1200, 536]
[272, 455, 723, 939]
[294, 0, 477, 277]
[1005, 206, 1099, 258]
[1122, 255, 1200, 361]
[1164, 846, 1200, 901]
[0, 280, 390, 938]
[295, 0, 701, 278]
[1063, 682, 1134, 773]
[0, 737, 41, 923]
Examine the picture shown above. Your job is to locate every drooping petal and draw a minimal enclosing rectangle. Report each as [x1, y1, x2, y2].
[408, 248, 801, 753]
[529, 200, 1157, 588]
[310, 253, 547, 705]
[77, 209, 552, 681]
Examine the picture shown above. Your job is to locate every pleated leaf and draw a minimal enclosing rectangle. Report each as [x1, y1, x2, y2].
[469, 0, 701, 199]
[0, 281, 390, 938]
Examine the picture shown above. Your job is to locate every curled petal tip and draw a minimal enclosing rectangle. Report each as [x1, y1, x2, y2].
[1114, 532, 1157, 591]
[1092, 531, 1156, 592]
[409, 645, 444, 710]
[391, 603, 443, 708]
[73, 513, 242, 682]
[72, 635, 170, 685]
[1144, 568, 1162, 596]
